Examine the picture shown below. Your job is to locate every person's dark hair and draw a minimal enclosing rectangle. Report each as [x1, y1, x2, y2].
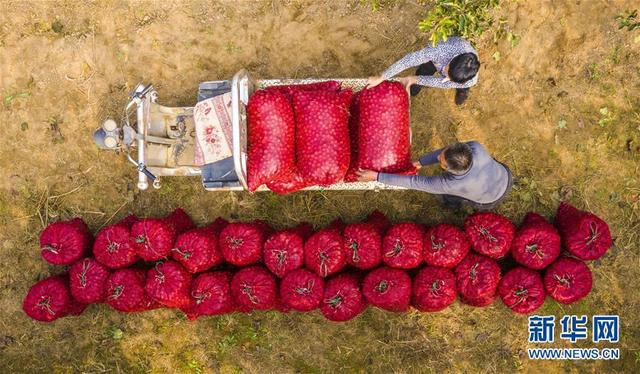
[443, 142, 473, 173]
[448, 53, 480, 83]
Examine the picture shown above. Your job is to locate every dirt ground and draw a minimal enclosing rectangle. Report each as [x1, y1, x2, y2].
[1, 0, 639, 372]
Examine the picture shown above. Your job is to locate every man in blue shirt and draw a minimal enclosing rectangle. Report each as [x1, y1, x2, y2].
[357, 141, 513, 210]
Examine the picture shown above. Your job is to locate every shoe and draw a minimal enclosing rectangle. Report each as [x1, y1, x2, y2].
[441, 196, 462, 210]
[410, 84, 422, 97]
[455, 90, 469, 105]
[442, 200, 462, 210]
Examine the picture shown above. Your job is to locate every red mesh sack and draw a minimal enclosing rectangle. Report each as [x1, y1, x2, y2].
[304, 229, 346, 277]
[106, 268, 157, 312]
[511, 213, 561, 270]
[117, 214, 139, 229]
[362, 267, 411, 312]
[455, 253, 501, 300]
[68, 217, 90, 234]
[522, 212, 548, 226]
[351, 81, 414, 174]
[93, 224, 138, 269]
[66, 297, 88, 316]
[274, 298, 292, 314]
[201, 217, 229, 237]
[131, 219, 177, 262]
[464, 212, 515, 259]
[543, 257, 593, 304]
[344, 91, 362, 183]
[23, 275, 81, 322]
[320, 273, 366, 322]
[231, 266, 277, 311]
[498, 267, 546, 314]
[251, 219, 274, 237]
[247, 89, 296, 191]
[293, 89, 353, 186]
[423, 224, 471, 268]
[164, 208, 195, 234]
[182, 271, 234, 319]
[171, 229, 222, 273]
[266, 168, 310, 194]
[263, 230, 304, 278]
[292, 222, 314, 240]
[342, 223, 382, 270]
[69, 258, 111, 304]
[412, 267, 457, 312]
[40, 218, 92, 265]
[382, 223, 424, 269]
[219, 222, 264, 266]
[460, 293, 497, 307]
[555, 202, 612, 261]
[280, 269, 325, 312]
[145, 261, 193, 308]
[366, 210, 391, 235]
[266, 81, 341, 98]
[325, 218, 346, 234]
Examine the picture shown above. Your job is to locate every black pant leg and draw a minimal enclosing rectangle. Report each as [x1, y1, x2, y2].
[411, 62, 437, 96]
[416, 61, 437, 76]
[440, 194, 464, 210]
[454, 86, 470, 105]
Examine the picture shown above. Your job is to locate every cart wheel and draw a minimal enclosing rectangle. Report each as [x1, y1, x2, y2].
[153, 179, 162, 189]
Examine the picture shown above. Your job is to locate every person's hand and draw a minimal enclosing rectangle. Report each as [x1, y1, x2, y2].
[356, 169, 379, 182]
[396, 76, 418, 93]
[412, 160, 422, 170]
[367, 76, 384, 88]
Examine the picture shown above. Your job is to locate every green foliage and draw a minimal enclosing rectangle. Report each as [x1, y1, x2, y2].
[587, 63, 601, 81]
[493, 16, 520, 47]
[512, 176, 542, 204]
[186, 359, 204, 374]
[224, 41, 242, 54]
[111, 327, 123, 340]
[418, 0, 501, 46]
[365, 0, 381, 11]
[51, 20, 64, 34]
[217, 334, 238, 354]
[557, 118, 567, 130]
[3, 91, 29, 107]
[616, 9, 640, 31]
[101, 325, 124, 341]
[361, 0, 397, 11]
[605, 45, 621, 65]
[598, 107, 614, 127]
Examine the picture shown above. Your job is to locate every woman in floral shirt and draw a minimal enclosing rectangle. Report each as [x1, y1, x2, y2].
[368, 37, 480, 105]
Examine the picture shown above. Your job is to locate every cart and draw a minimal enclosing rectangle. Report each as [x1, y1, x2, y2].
[93, 70, 407, 192]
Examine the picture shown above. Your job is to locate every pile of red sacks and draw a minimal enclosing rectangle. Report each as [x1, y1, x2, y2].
[24, 202, 611, 322]
[247, 80, 415, 193]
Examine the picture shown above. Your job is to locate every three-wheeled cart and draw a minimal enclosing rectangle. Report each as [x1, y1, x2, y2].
[94, 70, 406, 192]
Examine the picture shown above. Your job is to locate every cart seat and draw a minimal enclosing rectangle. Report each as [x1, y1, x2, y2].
[197, 80, 240, 189]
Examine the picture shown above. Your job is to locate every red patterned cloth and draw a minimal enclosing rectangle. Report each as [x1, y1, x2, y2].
[193, 93, 233, 166]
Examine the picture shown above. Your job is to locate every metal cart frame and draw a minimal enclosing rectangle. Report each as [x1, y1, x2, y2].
[96, 70, 407, 192]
